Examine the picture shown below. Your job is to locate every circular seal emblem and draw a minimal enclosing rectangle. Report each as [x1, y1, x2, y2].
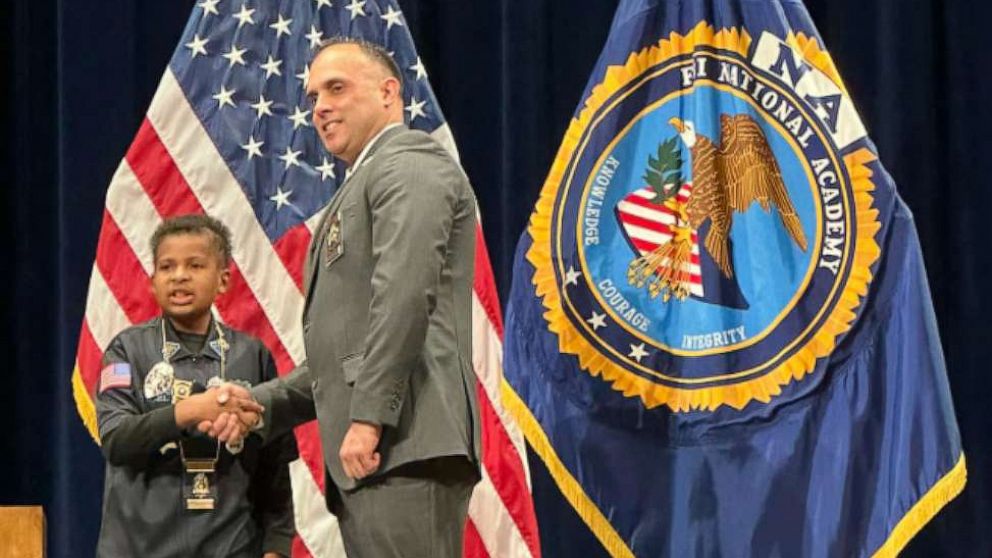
[528, 24, 881, 411]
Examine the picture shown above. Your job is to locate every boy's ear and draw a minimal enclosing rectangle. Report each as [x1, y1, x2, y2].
[217, 267, 231, 294]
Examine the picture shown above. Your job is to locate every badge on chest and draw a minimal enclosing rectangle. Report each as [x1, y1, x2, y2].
[324, 210, 344, 267]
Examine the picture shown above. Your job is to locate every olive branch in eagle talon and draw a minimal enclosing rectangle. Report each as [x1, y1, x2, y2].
[627, 113, 809, 303]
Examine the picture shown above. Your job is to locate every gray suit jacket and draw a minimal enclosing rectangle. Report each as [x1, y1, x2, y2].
[254, 126, 481, 491]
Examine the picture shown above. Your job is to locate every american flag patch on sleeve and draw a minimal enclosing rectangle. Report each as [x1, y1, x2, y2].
[99, 363, 132, 393]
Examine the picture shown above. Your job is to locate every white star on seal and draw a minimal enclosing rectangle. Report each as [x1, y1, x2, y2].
[288, 106, 311, 129]
[405, 97, 427, 121]
[221, 44, 248, 67]
[316, 157, 336, 180]
[380, 6, 404, 29]
[587, 312, 607, 330]
[233, 4, 255, 28]
[629, 343, 649, 363]
[250, 95, 273, 118]
[241, 135, 264, 159]
[260, 55, 282, 78]
[185, 34, 208, 58]
[269, 187, 293, 210]
[278, 146, 302, 169]
[564, 266, 582, 286]
[212, 85, 236, 109]
[269, 14, 293, 38]
[345, 0, 366, 19]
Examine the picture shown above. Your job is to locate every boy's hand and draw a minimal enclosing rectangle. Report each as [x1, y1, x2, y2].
[196, 383, 262, 443]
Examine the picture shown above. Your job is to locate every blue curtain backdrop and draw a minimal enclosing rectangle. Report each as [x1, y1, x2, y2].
[1, 1, 988, 556]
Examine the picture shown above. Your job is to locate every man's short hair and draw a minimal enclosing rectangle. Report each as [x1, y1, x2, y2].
[313, 36, 404, 93]
[150, 214, 233, 267]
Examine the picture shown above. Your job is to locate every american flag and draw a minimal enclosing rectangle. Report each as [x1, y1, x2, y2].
[70, 1, 541, 556]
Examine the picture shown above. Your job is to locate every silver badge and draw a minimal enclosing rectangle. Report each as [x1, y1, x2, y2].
[144, 361, 175, 400]
[163, 341, 181, 361]
[324, 210, 344, 267]
[206, 376, 223, 389]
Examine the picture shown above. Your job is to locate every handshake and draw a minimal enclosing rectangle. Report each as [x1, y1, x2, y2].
[174, 383, 264, 444]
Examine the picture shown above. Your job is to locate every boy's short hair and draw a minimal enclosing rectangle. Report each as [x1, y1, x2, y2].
[150, 214, 232, 267]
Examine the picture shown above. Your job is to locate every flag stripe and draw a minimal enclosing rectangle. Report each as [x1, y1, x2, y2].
[473, 224, 504, 335]
[469, 469, 535, 558]
[289, 459, 344, 558]
[105, 160, 162, 273]
[95, 211, 160, 323]
[623, 222, 702, 255]
[463, 519, 491, 558]
[273, 223, 311, 292]
[617, 201, 682, 225]
[83, 265, 134, 351]
[476, 382, 542, 557]
[126, 119, 204, 217]
[617, 211, 700, 248]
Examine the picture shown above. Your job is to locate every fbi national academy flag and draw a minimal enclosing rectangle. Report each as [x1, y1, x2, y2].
[502, 0, 966, 556]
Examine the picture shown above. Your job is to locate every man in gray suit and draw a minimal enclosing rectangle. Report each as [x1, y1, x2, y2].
[207, 37, 481, 558]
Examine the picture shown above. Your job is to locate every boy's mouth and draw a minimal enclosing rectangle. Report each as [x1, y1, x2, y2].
[169, 290, 194, 305]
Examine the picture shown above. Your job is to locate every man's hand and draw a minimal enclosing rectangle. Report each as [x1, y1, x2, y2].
[189, 383, 263, 443]
[339, 421, 382, 480]
[262, 553, 284, 558]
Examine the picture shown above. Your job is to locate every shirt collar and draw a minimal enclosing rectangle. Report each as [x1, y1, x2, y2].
[161, 315, 226, 361]
[344, 122, 403, 181]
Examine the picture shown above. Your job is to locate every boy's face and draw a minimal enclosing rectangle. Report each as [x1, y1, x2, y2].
[150, 232, 229, 333]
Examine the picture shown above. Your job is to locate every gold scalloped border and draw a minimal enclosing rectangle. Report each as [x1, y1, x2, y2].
[786, 32, 849, 95]
[526, 23, 881, 412]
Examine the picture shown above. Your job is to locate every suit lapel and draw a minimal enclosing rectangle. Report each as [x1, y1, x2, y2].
[302, 126, 408, 317]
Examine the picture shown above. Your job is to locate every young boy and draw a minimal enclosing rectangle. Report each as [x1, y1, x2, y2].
[95, 214, 297, 558]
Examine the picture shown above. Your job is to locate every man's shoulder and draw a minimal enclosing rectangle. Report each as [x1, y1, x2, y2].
[378, 127, 450, 160]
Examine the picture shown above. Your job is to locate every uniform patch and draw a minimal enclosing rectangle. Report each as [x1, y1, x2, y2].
[144, 361, 175, 401]
[99, 363, 132, 393]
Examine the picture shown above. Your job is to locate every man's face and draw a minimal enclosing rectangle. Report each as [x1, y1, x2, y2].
[306, 44, 398, 166]
[150, 232, 229, 333]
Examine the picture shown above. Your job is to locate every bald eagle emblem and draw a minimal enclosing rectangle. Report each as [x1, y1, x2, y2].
[621, 114, 809, 304]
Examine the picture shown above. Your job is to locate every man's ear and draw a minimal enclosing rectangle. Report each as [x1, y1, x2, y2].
[382, 77, 401, 107]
